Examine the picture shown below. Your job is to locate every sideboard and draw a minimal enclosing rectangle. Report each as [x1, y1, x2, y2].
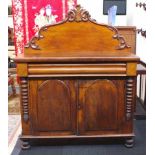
[15, 5, 140, 149]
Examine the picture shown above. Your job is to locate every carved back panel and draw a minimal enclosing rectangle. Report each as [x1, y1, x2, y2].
[24, 5, 131, 57]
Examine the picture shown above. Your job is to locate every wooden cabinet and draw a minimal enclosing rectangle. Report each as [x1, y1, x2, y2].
[15, 5, 140, 149]
[29, 78, 127, 136]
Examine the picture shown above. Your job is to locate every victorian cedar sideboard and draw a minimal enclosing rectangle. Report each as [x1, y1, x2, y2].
[15, 5, 140, 149]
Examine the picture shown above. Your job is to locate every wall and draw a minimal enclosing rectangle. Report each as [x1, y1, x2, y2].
[133, 0, 146, 62]
[78, 0, 129, 25]
[8, 0, 13, 28]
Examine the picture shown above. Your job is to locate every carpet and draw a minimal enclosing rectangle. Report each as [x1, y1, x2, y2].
[8, 115, 21, 155]
[8, 94, 20, 115]
[12, 120, 145, 155]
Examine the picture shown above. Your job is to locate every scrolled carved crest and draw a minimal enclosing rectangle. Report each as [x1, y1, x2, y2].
[67, 4, 91, 22]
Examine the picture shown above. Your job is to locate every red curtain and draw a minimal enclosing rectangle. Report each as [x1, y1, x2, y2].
[12, 0, 77, 55]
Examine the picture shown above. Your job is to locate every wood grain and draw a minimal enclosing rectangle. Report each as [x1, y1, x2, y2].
[29, 79, 77, 135]
[28, 64, 126, 75]
[17, 63, 28, 77]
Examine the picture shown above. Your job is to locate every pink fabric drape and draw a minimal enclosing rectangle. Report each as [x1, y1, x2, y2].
[12, 0, 77, 55]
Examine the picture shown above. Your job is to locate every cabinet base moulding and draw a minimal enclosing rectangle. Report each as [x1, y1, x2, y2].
[20, 134, 135, 139]
[20, 134, 135, 150]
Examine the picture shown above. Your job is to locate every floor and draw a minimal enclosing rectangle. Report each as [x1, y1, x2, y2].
[11, 120, 146, 155]
[134, 99, 146, 120]
[8, 85, 21, 155]
[8, 94, 20, 114]
[8, 115, 21, 155]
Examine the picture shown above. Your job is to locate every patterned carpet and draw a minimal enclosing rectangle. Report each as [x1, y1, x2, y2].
[8, 115, 21, 155]
[8, 93, 21, 155]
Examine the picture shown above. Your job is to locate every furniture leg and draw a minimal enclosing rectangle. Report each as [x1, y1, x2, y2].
[21, 139, 30, 150]
[124, 137, 134, 148]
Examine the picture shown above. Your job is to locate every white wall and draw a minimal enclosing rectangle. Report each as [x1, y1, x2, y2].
[8, 17, 14, 28]
[8, 0, 12, 6]
[78, 0, 127, 25]
[8, 0, 14, 28]
[133, 0, 146, 62]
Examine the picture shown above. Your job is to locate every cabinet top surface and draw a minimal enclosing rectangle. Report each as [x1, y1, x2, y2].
[15, 5, 139, 63]
[15, 51, 139, 63]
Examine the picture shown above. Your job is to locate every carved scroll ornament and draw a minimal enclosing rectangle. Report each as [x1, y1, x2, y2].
[67, 4, 91, 22]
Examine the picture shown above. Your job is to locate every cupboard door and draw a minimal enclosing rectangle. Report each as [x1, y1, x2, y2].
[29, 79, 77, 135]
[78, 79, 125, 135]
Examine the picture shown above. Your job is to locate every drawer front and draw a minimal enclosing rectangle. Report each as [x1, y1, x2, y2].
[28, 63, 127, 77]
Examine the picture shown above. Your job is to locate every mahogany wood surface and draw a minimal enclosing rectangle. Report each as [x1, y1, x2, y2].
[14, 5, 140, 149]
[117, 26, 136, 54]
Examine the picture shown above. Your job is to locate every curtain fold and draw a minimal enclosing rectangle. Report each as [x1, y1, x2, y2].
[12, 0, 77, 55]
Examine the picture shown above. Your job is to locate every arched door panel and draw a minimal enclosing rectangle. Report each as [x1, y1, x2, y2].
[29, 79, 77, 135]
[78, 79, 124, 135]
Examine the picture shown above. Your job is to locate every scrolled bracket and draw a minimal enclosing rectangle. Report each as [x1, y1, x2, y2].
[24, 27, 47, 50]
[137, 28, 146, 38]
[25, 36, 41, 50]
[113, 34, 131, 50]
[136, 2, 146, 11]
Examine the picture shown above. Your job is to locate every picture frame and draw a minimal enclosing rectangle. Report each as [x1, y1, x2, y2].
[103, 0, 127, 15]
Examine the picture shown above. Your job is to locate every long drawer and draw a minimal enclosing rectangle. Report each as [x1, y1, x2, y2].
[27, 63, 126, 77]
[17, 62, 137, 77]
